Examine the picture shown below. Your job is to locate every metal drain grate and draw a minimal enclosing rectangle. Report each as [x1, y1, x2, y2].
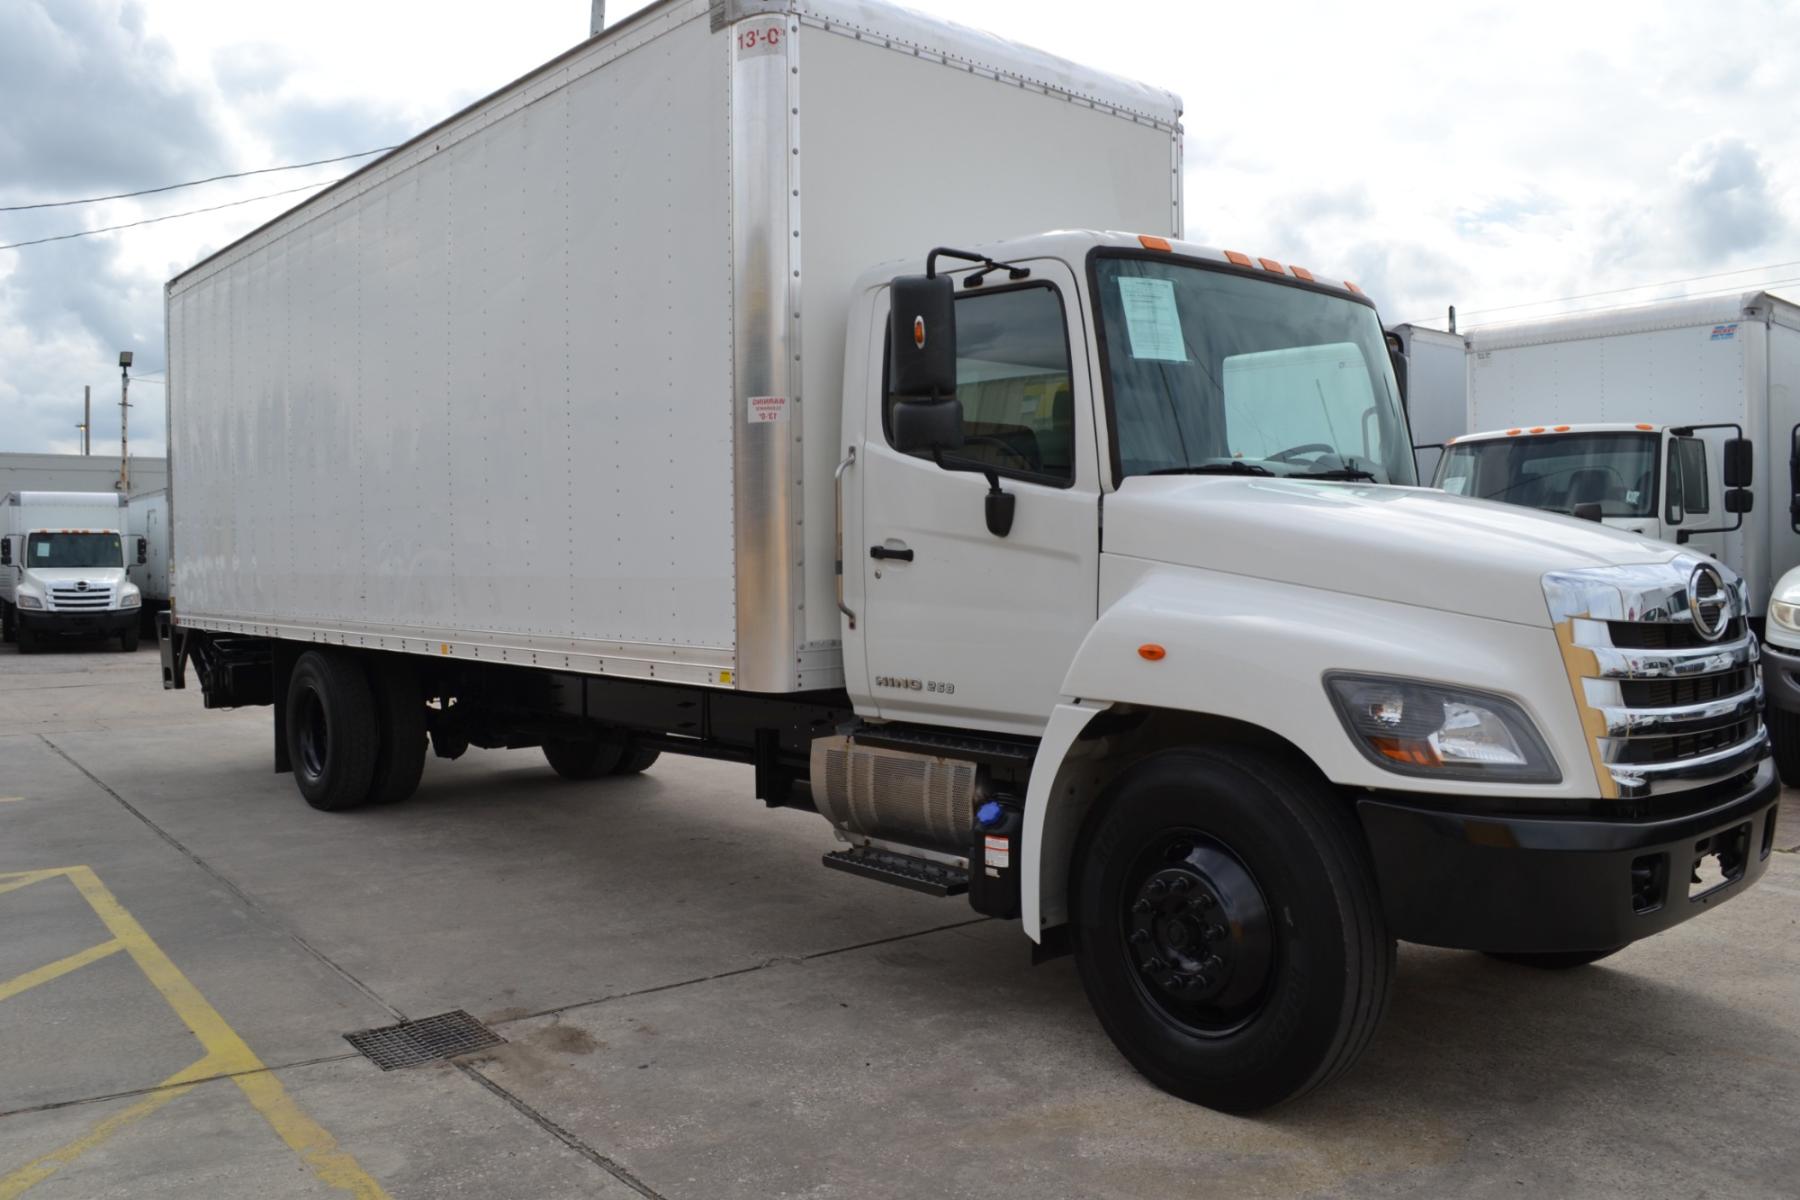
[345, 1010, 504, 1070]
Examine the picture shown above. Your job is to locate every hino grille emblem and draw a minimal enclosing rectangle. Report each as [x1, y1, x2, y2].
[76, 581, 89, 591]
[1687, 564, 1729, 641]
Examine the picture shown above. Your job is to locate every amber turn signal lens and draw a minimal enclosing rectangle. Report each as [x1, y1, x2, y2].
[1138, 234, 1172, 252]
[1138, 644, 1166, 661]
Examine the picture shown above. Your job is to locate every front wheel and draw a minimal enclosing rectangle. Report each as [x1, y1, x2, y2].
[16, 623, 39, 654]
[1, 603, 14, 644]
[120, 624, 141, 652]
[1769, 705, 1800, 788]
[1484, 948, 1620, 969]
[1071, 747, 1393, 1113]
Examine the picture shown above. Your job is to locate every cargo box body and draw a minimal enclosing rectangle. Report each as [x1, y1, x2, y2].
[166, 0, 1181, 693]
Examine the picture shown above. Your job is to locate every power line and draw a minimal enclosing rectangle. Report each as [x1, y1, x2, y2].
[0, 180, 336, 252]
[0, 147, 396, 213]
[1400, 256, 1800, 328]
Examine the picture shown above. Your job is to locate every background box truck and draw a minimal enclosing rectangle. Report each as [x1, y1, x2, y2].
[1436, 292, 1800, 622]
[1, 491, 143, 652]
[1386, 321, 1467, 480]
[127, 488, 171, 634]
[159, 0, 1779, 1111]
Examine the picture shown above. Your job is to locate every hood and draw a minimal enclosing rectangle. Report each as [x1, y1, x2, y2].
[22, 567, 128, 587]
[1104, 477, 1683, 627]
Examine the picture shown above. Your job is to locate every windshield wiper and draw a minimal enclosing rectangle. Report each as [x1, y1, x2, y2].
[1294, 467, 1378, 481]
[1147, 462, 1275, 477]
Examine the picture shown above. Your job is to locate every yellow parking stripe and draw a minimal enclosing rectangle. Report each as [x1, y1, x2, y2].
[0, 871, 61, 898]
[0, 1056, 219, 1199]
[0, 868, 392, 1199]
[0, 940, 123, 1004]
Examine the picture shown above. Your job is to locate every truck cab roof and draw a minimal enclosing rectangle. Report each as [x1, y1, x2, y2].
[1448, 422, 1666, 446]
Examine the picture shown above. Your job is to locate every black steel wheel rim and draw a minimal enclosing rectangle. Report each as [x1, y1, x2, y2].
[297, 688, 329, 780]
[1119, 829, 1275, 1036]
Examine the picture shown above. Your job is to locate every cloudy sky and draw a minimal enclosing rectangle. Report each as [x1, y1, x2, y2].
[2, 0, 1796, 458]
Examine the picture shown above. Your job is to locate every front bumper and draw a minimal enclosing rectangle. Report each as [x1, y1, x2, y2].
[1357, 759, 1781, 953]
[19, 608, 137, 635]
[1762, 642, 1800, 716]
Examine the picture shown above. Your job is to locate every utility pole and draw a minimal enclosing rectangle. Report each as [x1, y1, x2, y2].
[81, 385, 91, 454]
[118, 351, 133, 493]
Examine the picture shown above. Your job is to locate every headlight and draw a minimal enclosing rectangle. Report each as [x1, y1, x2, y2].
[1324, 673, 1561, 784]
[119, 592, 140, 609]
[1772, 600, 1800, 633]
[18, 594, 42, 610]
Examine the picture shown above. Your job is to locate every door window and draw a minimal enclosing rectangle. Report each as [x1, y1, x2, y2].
[885, 284, 1076, 485]
[1666, 437, 1711, 521]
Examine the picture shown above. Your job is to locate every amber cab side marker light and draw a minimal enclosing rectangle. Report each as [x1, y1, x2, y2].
[1138, 644, 1167, 661]
[1554, 425, 1570, 432]
[1290, 265, 1315, 282]
[1636, 423, 1655, 430]
[1529, 426, 1546, 433]
[1506, 428, 1522, 435]
[1224, 250, 1252, 267]
[1138, 235, 1172, 252]
[1257, 257, 1285, 274]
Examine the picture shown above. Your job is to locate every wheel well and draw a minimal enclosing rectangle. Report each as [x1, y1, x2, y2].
[1034, 706, 1342, 934]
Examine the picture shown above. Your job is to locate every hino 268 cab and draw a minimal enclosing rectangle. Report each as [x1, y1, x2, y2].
[158, 0, 1779, 1112]
[1, 491, 144, 653]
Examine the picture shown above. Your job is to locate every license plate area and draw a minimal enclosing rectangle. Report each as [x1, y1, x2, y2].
[1688, 823, 1751, 901]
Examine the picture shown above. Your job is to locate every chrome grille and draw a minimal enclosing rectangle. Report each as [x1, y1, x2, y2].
[48, 584, 112, 611]
[1546, 557, 1768, 800]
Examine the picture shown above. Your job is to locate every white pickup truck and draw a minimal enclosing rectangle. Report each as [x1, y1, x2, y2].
[1, 491, 144, 652]
[157, 0, 1779, 1112]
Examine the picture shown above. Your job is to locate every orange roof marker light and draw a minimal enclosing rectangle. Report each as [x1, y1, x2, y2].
[1554, 425, 1570, 432]
[1257, 257, 1285, 274]
[1344, 280, 1363, 295]
[1224, 250, 1252, 267]
[1636, 423, 1656, 430]
[1529, 426, 1546, 433]
[1138, 643, 1167, 662]
[1290, 265, 1315, 282]
[1138, 234, 1172, 252]
[1506, 428, 1523, 436]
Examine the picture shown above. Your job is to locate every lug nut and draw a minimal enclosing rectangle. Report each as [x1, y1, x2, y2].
[1129, 929, 1149, 945]
[1195, 893, 1217, 910]
[1147, 879, 1168, 896]
[1170, 877, 1191, 894]
[1131, 898, 1151, 914]
[1204, 924, 1225, 941]
[1192, 973, 1211, 989]
[1145, 956, 1166, 972]
[1204, 954, 1223, 972]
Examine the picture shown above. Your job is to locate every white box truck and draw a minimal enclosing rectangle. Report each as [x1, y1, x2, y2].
[128, 488, 172, 634]
[1435, 292, 1800, 622]
[159, 0, 1780, 1111]
[1, 491, 144, 652]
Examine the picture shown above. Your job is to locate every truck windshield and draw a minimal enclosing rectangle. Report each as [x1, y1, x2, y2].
[1434, 432, 1657, 518]
[1093, 254, 1416, 485]
[27, 532, 123, 568]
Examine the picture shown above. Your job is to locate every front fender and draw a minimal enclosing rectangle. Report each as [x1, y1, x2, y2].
[1059, 559, 1588, 798]
[1060, 558, 1590, 797]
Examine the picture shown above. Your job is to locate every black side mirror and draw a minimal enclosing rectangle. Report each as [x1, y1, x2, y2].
[136, 537, 148, 565]
[1723, 438, 1753, 488]
[888, 273, 963, 454]
[0, 539, 10, 566]
[1572, 502, 1604, 523]
[1726, 489, 1754, 514]
[1385, 334, 1408, 407]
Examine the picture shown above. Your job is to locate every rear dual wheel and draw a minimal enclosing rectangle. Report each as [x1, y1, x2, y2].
[542, 735, 660, 780]
[285, 649, 426, 811]
[1071, 747, 1393, 1114]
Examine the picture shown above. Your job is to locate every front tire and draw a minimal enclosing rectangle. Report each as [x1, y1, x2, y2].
[285, 650, 379, 811]
[1484, 948, 1620, 969]
[1, 603, 14, 644]
[1769, 705, 1800, 788]
[1071, 747, 1393, 1113]
[120, 623, 141, 652]
[16, 623, 39, 654]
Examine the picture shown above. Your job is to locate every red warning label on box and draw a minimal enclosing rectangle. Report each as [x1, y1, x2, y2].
[749, 395, 788, 423]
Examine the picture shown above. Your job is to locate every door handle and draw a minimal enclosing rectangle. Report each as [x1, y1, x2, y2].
[869, 545, 914, 562]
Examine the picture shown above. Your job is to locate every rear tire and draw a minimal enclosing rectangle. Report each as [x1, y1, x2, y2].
[543, 735, 626, 780]
[611, 743, 660, 775]
[1484, 948, 1620, 969]
[285, 649, 379, 811]
[1769, 705, 1800, 788]
[365, 656, 427, 805]
[120, 624, 140, 652]
[1071, 746, 1393, 1113]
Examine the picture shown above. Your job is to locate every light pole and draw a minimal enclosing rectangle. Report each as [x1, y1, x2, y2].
[118, 351, 133, 493]
[82, 385, 91, 454]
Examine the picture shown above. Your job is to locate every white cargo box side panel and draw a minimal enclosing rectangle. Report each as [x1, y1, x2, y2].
[791, 16, 1181, 654]
[169, 3, 736, 681]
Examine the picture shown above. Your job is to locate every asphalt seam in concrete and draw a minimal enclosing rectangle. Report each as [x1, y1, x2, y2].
[0, 1053, 364, 1120]
[35, 732, 407, 1025]
[457, 1063, 668, 1200]
[494, 915, 994, 1027]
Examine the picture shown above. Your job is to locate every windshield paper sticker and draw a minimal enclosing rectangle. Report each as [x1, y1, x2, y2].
[1711, 323, 1738, 341]
[1117, 277, 1187, 362]
[748, 395, 788, 424]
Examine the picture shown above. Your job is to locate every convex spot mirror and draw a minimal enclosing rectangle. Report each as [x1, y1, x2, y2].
[888, 273, 963, 454]
[136, 537, 148, 564]
[0, 539, 9, 565]
[1726, 488, 1754, 514]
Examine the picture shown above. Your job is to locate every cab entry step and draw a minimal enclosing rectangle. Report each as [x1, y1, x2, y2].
[823, 846, 969, 897]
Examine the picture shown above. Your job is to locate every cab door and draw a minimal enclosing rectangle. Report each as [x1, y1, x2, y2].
[854, 260, 1101, 735]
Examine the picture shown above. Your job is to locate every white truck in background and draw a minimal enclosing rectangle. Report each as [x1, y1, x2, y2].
[128, 488, 172, 634]
[1386, 321, 1467, 481]
[157, 0, 1779, 1112]
[1435, 292, 1800, 623]
[0, 491, 143, 653]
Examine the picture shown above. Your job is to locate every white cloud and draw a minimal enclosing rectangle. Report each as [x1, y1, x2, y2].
[3, 0, 1798, 454]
